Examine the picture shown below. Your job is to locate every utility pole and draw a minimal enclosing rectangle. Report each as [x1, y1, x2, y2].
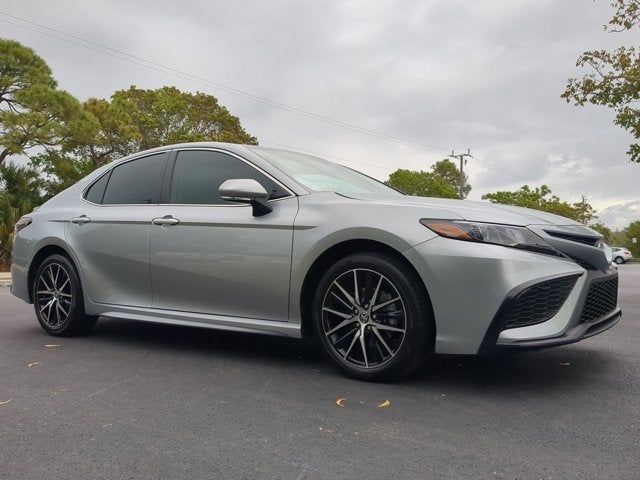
[449, 149, 473, 199]
[581, 195, 588, 225]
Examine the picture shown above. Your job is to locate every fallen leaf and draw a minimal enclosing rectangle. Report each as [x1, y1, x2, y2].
[377, 399, 391, 408]
[44, 344, 60, 348]
[560, 362, 571, 367]
[0, 399, 12, 406]
[27, 362, 41, 368]
[335, 398, 346, 407]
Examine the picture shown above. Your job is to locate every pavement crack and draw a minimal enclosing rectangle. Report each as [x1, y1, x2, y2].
[81, 375, 138, 401]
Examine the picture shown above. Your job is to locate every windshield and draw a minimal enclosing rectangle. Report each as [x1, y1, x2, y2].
[249, 147, 402, 196]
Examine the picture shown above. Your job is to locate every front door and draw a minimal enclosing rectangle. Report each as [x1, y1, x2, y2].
[149, 149, 297, 321]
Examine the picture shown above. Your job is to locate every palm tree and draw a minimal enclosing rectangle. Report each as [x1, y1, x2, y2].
[0, 162, 44, 269]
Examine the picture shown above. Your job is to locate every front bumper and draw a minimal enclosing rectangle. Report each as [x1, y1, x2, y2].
[404, 236, 620, 355]
[480, 268, 620, 354]
[486, 308, 621, 353]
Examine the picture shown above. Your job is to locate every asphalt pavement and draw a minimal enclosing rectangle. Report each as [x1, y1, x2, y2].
[1, 266, 639, 479]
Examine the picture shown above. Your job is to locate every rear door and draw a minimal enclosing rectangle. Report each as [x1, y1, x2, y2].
[66, 152, 169, 307]
[149, 148, 297, 321]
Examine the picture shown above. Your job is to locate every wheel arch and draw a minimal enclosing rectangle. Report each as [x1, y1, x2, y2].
[27, 242, 79, 303]
[299, 238, 434, 338]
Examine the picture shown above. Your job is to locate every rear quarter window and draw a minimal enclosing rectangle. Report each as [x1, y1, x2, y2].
[83, 172, 111, 204]
[102, 153, 168, 205]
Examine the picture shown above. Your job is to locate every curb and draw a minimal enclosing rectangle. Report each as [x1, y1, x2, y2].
[0, 274, 11, 288]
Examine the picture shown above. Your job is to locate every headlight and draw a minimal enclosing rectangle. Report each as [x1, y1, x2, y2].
[420, 219, 561, 256]
[14, 216, 32, 234]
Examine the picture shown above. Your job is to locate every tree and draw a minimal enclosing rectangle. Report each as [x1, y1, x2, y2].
[0, 162, 44, 268]
[431, 159, 471, 197]
[589, 221, 613, 242]
[623, 220, 640, 257]
[0, 38, 86, 165]
[113, 86, 258, 148]
[32, 97, 139, 194]
[34, 86, 259, 194]
[562, 0, 640, 162]
[481, 185, 597, 223]
[385, 158, 469, 199]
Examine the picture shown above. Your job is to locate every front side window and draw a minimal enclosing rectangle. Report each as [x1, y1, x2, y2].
[102, 153, 168, 205]
[168, 150, 288, 205]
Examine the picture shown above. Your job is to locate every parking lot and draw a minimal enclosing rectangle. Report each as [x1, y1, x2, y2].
[0, 265, 638, 480]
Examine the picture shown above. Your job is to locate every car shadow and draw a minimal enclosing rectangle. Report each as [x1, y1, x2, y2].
[409, 348, 618, 392]
[89, 317, 620, 394]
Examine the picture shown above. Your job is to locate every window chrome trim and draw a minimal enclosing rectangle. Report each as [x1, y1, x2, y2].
[81, 147, 296, 208]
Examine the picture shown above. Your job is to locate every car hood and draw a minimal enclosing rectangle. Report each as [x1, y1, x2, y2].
[341, 193, 583, 227]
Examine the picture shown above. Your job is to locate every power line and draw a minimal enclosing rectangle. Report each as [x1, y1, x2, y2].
[0, 11, 531, 183]
[0, 11, 450, 155]
[471, 155, 529, 181]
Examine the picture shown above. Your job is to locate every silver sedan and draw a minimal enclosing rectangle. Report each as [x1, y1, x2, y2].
[10, 143, 621, 380]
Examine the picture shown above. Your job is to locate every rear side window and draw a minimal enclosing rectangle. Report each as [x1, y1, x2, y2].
[102, 153, 168, 205]
[84, 172, 110, 204]
[168, 150, 288, 205]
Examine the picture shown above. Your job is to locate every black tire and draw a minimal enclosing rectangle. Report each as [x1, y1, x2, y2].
[312, 252, 434, 381]
[32, 254, 98, 336]
[614, 256, 625, 265]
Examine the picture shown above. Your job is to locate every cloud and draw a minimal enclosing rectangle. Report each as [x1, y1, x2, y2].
[598, 201, 640, 230]
[1, 0, 639, 227]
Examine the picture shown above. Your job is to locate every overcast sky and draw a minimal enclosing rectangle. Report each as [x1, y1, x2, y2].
[1, 0, 639, 228]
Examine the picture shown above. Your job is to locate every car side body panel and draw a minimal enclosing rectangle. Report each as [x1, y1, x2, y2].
[10, 206, 79, 304]
[286, 192, 485, 325]
[66, 203, 158, 307]
[149, 197, 298, 321]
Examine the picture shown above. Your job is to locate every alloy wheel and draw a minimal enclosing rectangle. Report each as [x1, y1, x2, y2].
[321, 268, 407, 368]
[35, 263, 73, 328]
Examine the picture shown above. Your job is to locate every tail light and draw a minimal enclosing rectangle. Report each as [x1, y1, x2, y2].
[14, 216, 32, 234]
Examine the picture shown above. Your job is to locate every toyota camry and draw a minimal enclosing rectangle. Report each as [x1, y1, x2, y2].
[10, 143, 621, 380]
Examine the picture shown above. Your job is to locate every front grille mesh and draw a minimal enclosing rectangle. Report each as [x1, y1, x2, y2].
[580, 277, 618, 322]
[502, 276, 578, 330]
[568, 255, 597, 270]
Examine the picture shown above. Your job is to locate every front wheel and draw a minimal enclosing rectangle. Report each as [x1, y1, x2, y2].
[614, 256, 625, 265]
[312, 252, 434, 381]
[32, 254, 98, 336]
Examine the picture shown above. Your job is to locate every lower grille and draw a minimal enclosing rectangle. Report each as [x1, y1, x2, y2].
[580, 277, 618, 322]
[502, 275, 579, 330]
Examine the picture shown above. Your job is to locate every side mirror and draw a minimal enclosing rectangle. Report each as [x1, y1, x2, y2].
[219, 179, 273, 217]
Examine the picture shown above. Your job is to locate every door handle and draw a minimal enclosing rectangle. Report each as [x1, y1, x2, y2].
[71, 215, 91, 224]
[152, 215, 180, 226]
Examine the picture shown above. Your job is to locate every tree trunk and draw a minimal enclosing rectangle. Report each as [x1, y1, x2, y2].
[0, 148, 10, 165]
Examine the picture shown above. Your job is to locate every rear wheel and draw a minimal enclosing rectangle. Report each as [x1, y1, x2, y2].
[32, 254, 97, 336]
[312, 252, 434, 381]
[614, 256, 625, 264]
